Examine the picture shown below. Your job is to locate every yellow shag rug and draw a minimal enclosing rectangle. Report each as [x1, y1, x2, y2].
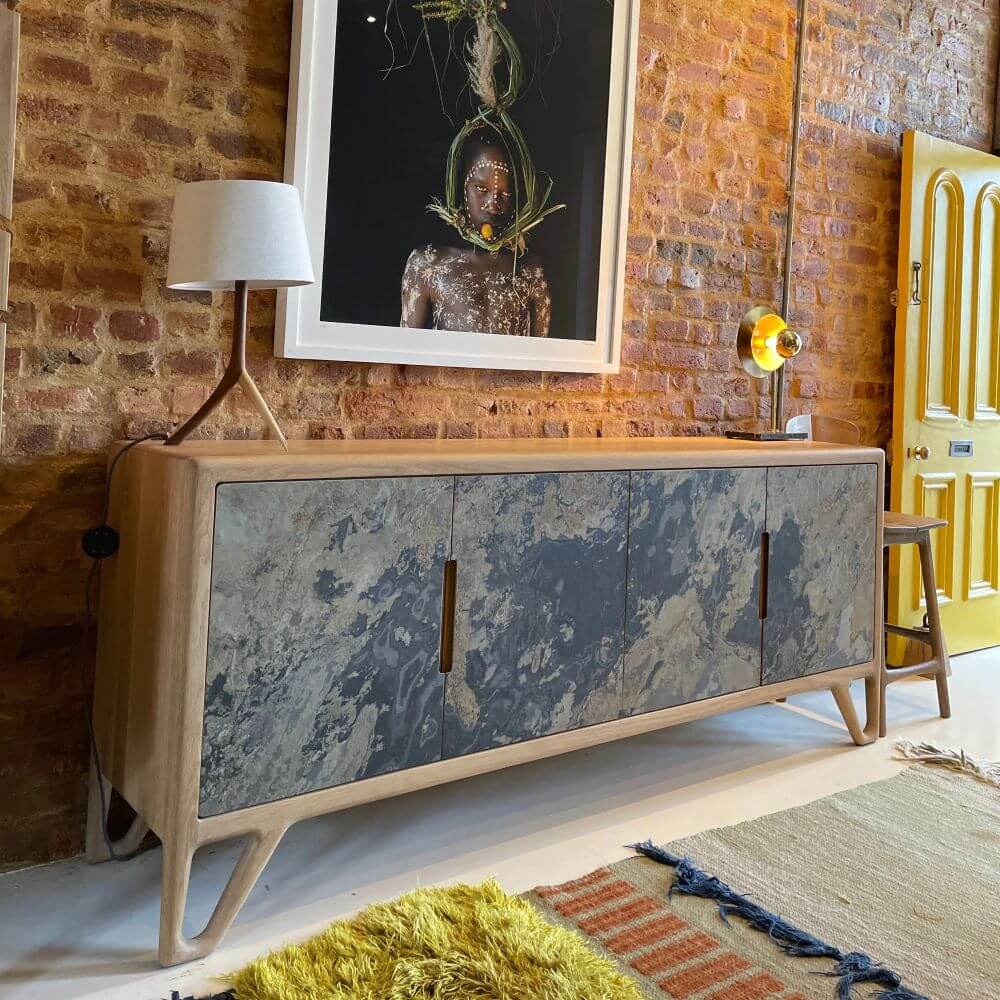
[226, 879, 642, 1000]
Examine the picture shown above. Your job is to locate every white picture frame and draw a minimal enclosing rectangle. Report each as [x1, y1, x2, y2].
[276, 0, 640, 373]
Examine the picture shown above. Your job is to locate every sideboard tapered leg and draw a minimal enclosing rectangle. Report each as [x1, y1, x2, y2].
[158, 826, 287, 967]
[85, 758, 150, 864]
[831, 677, 879, 746]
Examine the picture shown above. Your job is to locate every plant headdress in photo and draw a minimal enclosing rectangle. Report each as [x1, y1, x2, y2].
[413, 0, 564, 256]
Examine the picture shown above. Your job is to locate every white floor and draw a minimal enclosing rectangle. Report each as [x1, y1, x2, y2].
[1, 648, 997, 1000]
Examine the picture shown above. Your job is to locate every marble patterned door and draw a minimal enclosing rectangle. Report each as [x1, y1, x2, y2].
[762, 464, 878, 684]
[199, 476, 454, 817]
[444, 472, 629, 757]
[624, 468, 766, 715]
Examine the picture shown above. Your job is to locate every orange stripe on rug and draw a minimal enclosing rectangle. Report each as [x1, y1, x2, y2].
[536, 868, 613, 898]
[706, 971, 785, 998]
[659, 953, 753, 998]
[554, 879, 634, 916]
[631, 931, 719, 976]
[604, 913, 688, 954]
[577, 896, 660, 934]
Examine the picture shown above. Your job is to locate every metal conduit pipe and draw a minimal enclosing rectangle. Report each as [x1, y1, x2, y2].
[772, 0, 810, 433]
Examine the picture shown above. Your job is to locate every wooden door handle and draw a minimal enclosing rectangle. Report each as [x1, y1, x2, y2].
[759, 532, 770, 620]
[439, 560, 457, 673]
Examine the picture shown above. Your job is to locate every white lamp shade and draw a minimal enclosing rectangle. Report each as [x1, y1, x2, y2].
[166, 180, 315, 291]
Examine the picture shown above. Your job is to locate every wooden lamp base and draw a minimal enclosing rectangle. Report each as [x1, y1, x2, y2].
[165, 280, 288, 450]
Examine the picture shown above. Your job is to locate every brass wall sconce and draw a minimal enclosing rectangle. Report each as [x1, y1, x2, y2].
[726, 306, 806, 442]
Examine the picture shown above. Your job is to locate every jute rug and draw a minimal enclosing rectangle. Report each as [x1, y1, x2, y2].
[530, 767, 1000, 999]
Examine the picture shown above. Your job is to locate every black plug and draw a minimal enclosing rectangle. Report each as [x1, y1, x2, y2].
[82, 525, 120, 560]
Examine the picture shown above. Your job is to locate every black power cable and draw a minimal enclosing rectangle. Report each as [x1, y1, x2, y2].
[80, 434, 167, 861]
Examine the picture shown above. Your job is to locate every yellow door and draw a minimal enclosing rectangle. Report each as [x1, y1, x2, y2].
[891, 131, 1000, 655]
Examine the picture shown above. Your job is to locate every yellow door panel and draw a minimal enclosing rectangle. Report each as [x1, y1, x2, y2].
[972, 184, 1000, 421]
[921, 170, 963, 422]
[912, 472, 956, 609]
[966, 473, 999, 600]
[891, 131, 1000, 654]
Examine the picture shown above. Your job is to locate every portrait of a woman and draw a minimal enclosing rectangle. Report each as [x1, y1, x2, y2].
[400, 132, 552, 338]
[307, 0, 626, 367]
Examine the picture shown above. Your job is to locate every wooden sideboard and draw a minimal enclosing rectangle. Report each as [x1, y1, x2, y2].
[89, 438, 884, 966]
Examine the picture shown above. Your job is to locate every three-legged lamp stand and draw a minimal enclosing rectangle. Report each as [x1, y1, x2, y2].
[165, 280, 288, 450]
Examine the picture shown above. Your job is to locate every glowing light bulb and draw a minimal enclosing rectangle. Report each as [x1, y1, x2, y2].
[736, 307, 804, 379]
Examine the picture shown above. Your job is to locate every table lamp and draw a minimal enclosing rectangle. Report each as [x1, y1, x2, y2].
[725, 306, 805, 441]
[164, 180, 315, 449]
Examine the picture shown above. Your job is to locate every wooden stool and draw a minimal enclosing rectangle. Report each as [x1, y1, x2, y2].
[881, 512, 952, 737]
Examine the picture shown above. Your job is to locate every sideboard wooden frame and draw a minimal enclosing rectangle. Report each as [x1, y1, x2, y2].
[89, 439, 884, 967]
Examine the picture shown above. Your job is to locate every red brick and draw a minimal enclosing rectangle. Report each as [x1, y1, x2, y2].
[11, 424, 61, 454]
[116, 69, 170, 99]
[10, 261, 65, 291]
[106, 147, 150, 180]
[185, 50, 232, 81]
[109, 310, 161, 342]
[103, 29, 173, 64]
[207, 131, 274, 162]
[110, 0, 218, 31]
[21, 12, 89, 43]
[34, 140, 89, 171]
[48, 305, 101, 341]
[22, 387, 90, 411]
[117, 351, 156, 374]
[6, 301, 37, 333]
[73, 267, 142, 299]
[31, 54, 93, 87]
[133, 114, 193, 147]
[165, 350, 217, 376]
[17, 96, 83, 126]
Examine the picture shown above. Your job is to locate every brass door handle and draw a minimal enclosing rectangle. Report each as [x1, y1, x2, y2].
[910, 261, 922, 305]
[910, 445, 930, 461]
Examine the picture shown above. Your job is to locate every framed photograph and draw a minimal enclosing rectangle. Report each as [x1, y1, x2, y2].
[277, 0, 639, 373]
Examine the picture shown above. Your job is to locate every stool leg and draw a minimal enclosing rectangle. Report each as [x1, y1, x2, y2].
[879, 669, 888, 739]
[916, 534, 952, 721]
[879, 545, 889, 738]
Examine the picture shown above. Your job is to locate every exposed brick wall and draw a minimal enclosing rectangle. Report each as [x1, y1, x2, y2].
[0, 0, 995, 870]
[788, 0, 998, 439]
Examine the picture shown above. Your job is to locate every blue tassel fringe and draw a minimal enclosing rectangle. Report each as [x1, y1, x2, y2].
[631, 840, 929, 1000]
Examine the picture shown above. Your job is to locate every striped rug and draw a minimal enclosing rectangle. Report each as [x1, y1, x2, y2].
[532, 865, 812, 999]
[528, 766, 1000, 999]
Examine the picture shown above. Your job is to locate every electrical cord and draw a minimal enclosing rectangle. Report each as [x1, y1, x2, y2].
[81, 434, 168, 861]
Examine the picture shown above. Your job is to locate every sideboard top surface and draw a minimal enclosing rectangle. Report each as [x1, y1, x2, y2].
[119, 436, 884, 484]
